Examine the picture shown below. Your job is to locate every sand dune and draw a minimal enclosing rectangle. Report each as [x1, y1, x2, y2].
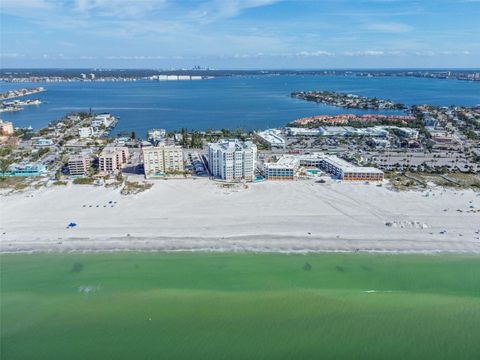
[1, 178, 479, 253]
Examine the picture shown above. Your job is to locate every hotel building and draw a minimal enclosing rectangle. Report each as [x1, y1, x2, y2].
[263, 153, 383, 181]
[321, 155, 384, 181]
[142, 145, 184, 178]
[99, 147, 129, 173]
[264, 156, 300, 180]
[208, 139, 257, 181]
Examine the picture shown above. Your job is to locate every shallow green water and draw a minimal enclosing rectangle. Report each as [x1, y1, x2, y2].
[1, 252, 480, 359]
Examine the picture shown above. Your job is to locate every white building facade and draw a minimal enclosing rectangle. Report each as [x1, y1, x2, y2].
[79, 127, 95, 138]
[262, 153, 383, 181]
[208, 139, 257, 181]
[264, 155, 300, 180]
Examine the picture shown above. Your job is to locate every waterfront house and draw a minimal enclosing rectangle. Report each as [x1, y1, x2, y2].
[35, 138, 54, 146]
[1, 162, 47, 177]
[79, 127, 95, 138]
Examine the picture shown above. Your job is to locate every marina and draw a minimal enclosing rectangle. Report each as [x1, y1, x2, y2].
[0, 99, 42, 113]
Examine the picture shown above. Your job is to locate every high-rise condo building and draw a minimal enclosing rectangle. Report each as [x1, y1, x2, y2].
[208, 139, 257, 181]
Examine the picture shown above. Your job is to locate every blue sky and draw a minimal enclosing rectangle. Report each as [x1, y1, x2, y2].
[1, 0, 479, 69]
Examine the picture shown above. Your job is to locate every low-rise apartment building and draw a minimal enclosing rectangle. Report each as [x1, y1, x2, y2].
[255, 129, 286, 149]
[393, 127, 419, 139]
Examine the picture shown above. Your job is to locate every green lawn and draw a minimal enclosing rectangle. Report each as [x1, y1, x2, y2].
[1, 252, 480, 359]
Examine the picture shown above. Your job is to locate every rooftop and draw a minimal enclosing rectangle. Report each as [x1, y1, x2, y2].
[256, 130, 286, 145]
[209, 139, 256, 151]
[324, 155, 383, 174]
[265, 155, 300, 169]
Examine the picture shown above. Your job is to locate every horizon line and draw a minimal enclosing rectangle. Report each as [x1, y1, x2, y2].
[2, 67, 480, 71]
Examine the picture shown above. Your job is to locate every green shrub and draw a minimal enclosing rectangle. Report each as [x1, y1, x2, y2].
[73, 177, 94, 185]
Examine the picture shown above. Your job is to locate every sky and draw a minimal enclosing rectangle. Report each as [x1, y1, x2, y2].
[0, 0, 479, 69]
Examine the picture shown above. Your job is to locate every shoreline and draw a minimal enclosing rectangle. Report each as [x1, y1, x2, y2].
[2, 178, 479, 254]
[2, 243, 480, 255]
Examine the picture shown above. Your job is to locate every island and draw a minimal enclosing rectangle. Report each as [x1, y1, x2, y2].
[291, 90, 407, 110]
[0, 87, 45, 100]
[0, 99, 43, 113]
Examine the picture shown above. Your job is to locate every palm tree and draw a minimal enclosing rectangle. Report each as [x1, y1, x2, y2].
[0, 158, 12, 176]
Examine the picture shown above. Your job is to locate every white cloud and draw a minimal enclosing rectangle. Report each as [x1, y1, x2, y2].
[0, 53, 25, 58]
[409, 50, 473, 57]
[1, 0, 477, 66]
[0, 0, 52, 10]
[366, 22, 413, 33]
[343, 50, 386, 56]
[297, 50, 334, 57]
[73, 0, 166, 18]
[106, 55, 168, 60]
[189, 0, 283, 23]
[363, 50, 385, 56]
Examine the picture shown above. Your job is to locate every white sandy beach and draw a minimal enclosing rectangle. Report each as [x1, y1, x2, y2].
[1, 178, 479, 253]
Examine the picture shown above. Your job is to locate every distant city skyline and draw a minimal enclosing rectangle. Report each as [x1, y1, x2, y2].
[1, 0, 479, 69]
